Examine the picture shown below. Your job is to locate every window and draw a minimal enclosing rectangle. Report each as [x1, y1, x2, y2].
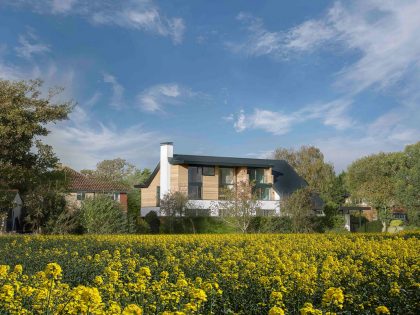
[112, 192, 119, 201]
[76, 192, 85, 201]
[219, 167, 235, 199]
[254, 187, 270, 201]
[202, 166, 215, 176]
[248, 168, 265, 183]
[156, 186, 160, 206]
[188, 167, 202, 199]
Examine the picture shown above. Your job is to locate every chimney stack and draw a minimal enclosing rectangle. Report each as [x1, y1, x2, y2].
[160, 142, 173, 199]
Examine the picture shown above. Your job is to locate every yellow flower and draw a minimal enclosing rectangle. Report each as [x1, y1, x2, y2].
[0, 284, 14, 303]
[322, 287, 344, 309]
[300, 302, 322, 315]
[122, 304, 143, 315]
[0, 265, 10, 279]
[375, 306, 391, 315]
[13, 264, 23, 274]
[191, 288, 207, 302]
[44, 263, 62, 280]
[268, 306, 285, 315]
[139, 267, 151, 278]
[270, 291, 283, 302]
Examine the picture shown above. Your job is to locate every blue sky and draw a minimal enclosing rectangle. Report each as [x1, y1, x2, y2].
[1, 0, 419, 172]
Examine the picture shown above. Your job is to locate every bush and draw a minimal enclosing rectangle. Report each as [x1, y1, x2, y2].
[248, 216, 293, 233]
[355, 220, 383, 233]
[80, 195, 127, 234]
[144, 211, 160, 234]
[135, 217, 150, 234]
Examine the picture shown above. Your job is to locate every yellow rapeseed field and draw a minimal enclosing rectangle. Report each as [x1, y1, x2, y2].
[0, 233, 419, 314]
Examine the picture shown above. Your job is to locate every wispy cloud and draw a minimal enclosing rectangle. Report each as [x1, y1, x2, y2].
[103, 72, 124, 109]
[231, 1, 420, 95]
[232, 99, 353, 135]
[137, 83, 196, 113]
[5, 0, 186, 44]
[15, 29, 50, 59]
[45, 106, 163, 170]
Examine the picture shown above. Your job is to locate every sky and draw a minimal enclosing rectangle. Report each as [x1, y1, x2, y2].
[1, 0, 419, 172]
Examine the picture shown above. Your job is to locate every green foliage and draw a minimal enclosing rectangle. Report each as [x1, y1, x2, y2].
[81, 158, 150, 187]
[355, 220, 383, 233]
[135, 217, 150, 234]
[80, 195, 127, 234]
[274, 145, 337, 203]
[280, 187, 314, 232]
[396, 142, 420, 227]
[248, 216, 293, 233]
[144, 211, 160, 234]
[0, 79, 73, 233]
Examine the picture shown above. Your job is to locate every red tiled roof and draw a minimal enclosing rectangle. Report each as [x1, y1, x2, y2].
[63, 167, 129, 193]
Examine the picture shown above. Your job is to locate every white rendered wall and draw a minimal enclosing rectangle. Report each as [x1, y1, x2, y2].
[187, 200, 280, 216]
[160, 142, 173, 199]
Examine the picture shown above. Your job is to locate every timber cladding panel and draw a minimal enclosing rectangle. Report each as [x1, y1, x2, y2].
[141, 169, 160, 207]
[203, 166, 219, 200]
[170, 164, 188, 194]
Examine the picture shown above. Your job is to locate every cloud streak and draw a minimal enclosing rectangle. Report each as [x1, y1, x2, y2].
[5, 0, 186, 44]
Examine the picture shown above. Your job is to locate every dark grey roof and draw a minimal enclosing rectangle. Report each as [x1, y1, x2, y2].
[136, 154, 308, 196]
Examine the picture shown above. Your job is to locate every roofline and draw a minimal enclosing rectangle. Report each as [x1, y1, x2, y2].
[134, 162, 160, 188]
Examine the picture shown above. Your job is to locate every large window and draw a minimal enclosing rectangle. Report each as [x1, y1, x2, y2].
[219, 167, 235, 199]
[248, 168, 271, 200]
[188, 167, 203, 200]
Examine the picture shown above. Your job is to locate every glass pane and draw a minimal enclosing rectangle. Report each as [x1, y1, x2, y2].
[220, 168, 234, 185]
[188, 166, 202, 183]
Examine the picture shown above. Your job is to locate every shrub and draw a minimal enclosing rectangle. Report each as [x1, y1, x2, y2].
[80, 195, 127, 234]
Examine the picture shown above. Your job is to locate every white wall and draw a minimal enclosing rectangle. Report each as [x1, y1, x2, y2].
[160, 142, 173, 199]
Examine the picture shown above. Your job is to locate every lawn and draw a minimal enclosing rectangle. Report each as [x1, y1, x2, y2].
[0, 233, 419, 314]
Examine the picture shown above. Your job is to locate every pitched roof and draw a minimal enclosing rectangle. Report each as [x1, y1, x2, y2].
[136, 154, 308, 196]
[63, 167, 129, 193]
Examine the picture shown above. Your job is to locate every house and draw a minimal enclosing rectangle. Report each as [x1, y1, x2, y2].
[135, 142, 310, 217]
[0, 190, 23, 233]
[63, 167, 129, 210]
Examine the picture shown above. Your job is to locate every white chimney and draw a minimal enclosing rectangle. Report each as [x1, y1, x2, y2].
[160, 142, 173, 199]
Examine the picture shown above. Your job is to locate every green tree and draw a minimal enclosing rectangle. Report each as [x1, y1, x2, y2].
[273, 146, 337, 203]
[346, 152, 405, 231]
[80, 195, 127, 234]
[280, 187, 314, 233]
[396, 142, 420, 227]
[0, 79, 72, 232]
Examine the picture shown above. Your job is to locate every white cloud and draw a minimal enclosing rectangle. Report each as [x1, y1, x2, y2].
[6, 0, 185, 44]
[45, 106, 163, 170]
[232, 1, 420, 95]
[84, 91, 102, 107]
[15, 30, 50, 59]
[137, 83, 195, 113]
[51, 0, 76, 13]
[232, 99, 353, 135]
[103, 72, 124, 109]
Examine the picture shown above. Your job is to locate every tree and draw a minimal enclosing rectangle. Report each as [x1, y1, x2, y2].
[396, 142, 420, 227]
[280, 187, 314, 233]
[213, 181, 261, 233]
[160, 191, 189, 233]
[273, 146, 337, 203]
[81, 158, 150, 186]
[0, 79, 72, 232]
[80, 195, 127, 234]
[346, 152, 405, 231]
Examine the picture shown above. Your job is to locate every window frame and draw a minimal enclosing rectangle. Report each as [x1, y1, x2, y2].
[76, 192, 85, 201]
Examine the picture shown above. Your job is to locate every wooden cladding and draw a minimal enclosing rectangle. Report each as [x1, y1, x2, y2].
[141, 169, 161, 207]
[203, 166, 219, 200]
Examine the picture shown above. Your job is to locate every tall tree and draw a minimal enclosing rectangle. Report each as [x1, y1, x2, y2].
[0, 79, 72, 232]
[280, 187, 314, 233]
[346, 152, 405, 231]
[396, 142, 420, 226]
[273, 146, 337, 203]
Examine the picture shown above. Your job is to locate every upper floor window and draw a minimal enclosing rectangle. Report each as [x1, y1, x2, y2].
[202, 166, 215, 176]
[188, 166, 202, 200]
[248, 168, 266, 183]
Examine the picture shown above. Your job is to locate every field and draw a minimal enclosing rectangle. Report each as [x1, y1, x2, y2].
[0, 233, 419, 315]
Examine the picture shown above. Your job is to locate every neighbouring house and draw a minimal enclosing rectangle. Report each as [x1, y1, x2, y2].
[0, 190, 23, 233]
[63, 167, 129, 210]
[135, 142, 315, 217]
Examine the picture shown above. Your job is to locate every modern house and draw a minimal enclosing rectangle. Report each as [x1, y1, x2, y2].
[63, 167, 129, 210]
[136, 142, 311, 217]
